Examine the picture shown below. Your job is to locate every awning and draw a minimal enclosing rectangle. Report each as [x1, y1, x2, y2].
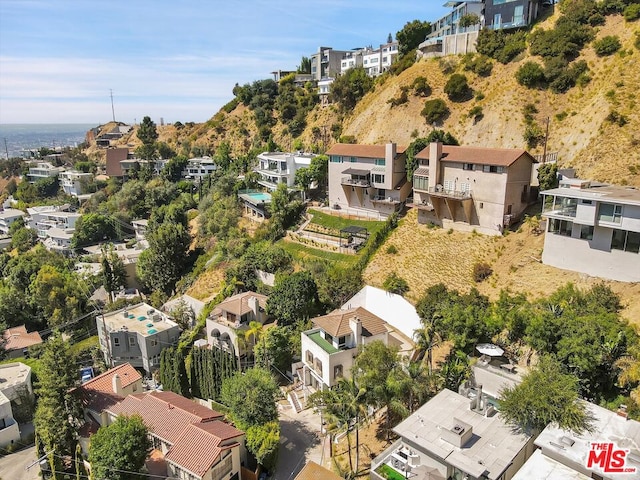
[342, 168, 370, 176]
[414, 167, 430, 176]
[476, 343, 504, 357]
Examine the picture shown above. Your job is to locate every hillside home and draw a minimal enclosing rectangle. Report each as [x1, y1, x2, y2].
[59, 170, 93, 197]
[309, 46, 353, 81]
[184, 156, 217, 181]
[412, 142, 536, 235]
[541, 180, 640, 282]
[105, 147, 130, 177]
[2, 325, 42, 358]
[83, 241, 147, 291]
[206, 291, 269, 369]
[513, 401, 640, 480]
[255, 151, 315, 190]
[73, 363, 143, 426]
[318, 77, 334, 106]
[484, 0, 542, 31]
[26, 206, 80, 238]
[0, 208, 25, 236]
[370, 388, 534, 480]
[0, 391, 19, 448]
[106, 391, 247, 480]
[327, 142, 411, 218]
[96, 303, 181, 375]
[27, 161, 64, 183]
[300, 307, 389, 390]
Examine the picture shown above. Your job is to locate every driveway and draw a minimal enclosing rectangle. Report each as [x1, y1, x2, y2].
[0, 445, 40, 480]
[275, 405, 326, 480]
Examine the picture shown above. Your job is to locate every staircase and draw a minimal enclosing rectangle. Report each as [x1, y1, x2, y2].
[288, 391, 303, 413]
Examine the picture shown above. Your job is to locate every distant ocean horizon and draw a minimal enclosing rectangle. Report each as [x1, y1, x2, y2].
[0, 123, 97, 159]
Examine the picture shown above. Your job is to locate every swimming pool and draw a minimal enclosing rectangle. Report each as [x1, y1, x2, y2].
[246, 192, 272, 202]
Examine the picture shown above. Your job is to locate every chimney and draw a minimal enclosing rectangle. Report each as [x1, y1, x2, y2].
[476, 384, 483, 413]
[248, 296, 259, 320]
[349, 316, 362, 346]
[617, 404, 629, 420]
[112, 373, 122, 394]
[385, 142, 397, 164]
[429, 142, 443, 186]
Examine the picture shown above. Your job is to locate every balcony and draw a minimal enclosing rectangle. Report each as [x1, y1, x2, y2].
[341, 176, 371, 188]
[306, 331, 339, 354]
[372, 195, 400, 205]
[428, 186, 472, 200]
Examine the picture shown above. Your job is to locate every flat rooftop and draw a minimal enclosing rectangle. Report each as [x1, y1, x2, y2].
[394, 389, 530, 480]
[535, 401, 640, 479]
[0, 362, 31, 389]
[0, 208, 25, 220]
[541, 184, 640, 206]
[100, 303, 179, 337]
[511, 449, 590, 480]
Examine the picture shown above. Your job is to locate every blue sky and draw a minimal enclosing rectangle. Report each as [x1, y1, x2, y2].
[0, 1, 449, 124]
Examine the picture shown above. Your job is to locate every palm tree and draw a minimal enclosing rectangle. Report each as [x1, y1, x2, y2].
[244, 321, 264, 367]
[401, 359, 435, 413]
[414, 321, 442, 374]
[335, 377, 368, 473]
[616, 345, 640, 402]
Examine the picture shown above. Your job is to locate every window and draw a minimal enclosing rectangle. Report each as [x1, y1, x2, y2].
[627, 231, 640, 253]
[338, 336, 347, 348]
[413, 175, 429, 191]
[463, 163, 474, 171]
[306, 351, 314, 363]
[611, 229, 640, 253]
[479, 202, 484, 209]
[129, 337, 135, 347]
[334, 365, 343, 379]
[549, 218, 572, 236]
[507, 205, 512, 215]
[330, 155, 343, 163]
[114, 338, 120, 347]
[324, 333, 333, 344]
[350, 156, 357, 163]
[460, 183, 470, 194]
[372, 174, 385, 184]
[375, 158, 386, 166]
[582, 200, 593, 205]
[599, 203, 622, 224]
[150, 338, 158, 347]
[580, 225, 594, 240]
[483, 165, 505, 173]
[612, 229, 626, 250]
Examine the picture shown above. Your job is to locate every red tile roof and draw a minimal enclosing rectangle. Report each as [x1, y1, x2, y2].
[212, 291, 268, 318]
[2, 325, 42, 351]
[74, 363, 142, 413]
[313, 306, 387, 338]
[415, 145, 534, 167]
[164, 421, 243, 477]
[326, 143, 407, 158]
[107, 391, 224, 444]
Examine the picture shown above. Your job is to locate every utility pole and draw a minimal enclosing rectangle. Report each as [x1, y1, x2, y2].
[110, 89, 116, 123]
[542, 116, 550, 164]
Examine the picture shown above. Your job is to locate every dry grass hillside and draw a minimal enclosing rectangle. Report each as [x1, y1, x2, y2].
[343, 13, 640, 185]
[364, 209, 640, 326]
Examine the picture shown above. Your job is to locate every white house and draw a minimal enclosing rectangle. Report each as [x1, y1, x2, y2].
[541, 180, 640, 282]
[0, 208, 25, 235]
[184, 156, 217, 181]
[0, 391, 20, 448]
[27, 162, 64, 183]
[59, 170, 93, 197]
[255, 151, 315, 190]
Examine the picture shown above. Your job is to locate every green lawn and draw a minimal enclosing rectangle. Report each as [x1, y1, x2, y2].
[376, 464, 407, 480]
[308, 208, 386, 236]
[70, 335, 99, 356]
[278, 240, 357, 266]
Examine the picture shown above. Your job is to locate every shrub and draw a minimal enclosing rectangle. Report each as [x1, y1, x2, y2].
[444, 74, 472, 102]
[476, 29, 526, 64]
[588, 13, 606, 26]
[386, 245, 398, 254]
[624, 4, 640, 21]
[439, 57, 459, 74]
[222, 98, 239, 113]
[382, 272, 409, 296]
[606, 110, 628, 126]
[636, 32, 640, 50]
[473, 262, 493, 282]
[555, 111, 568, 121]
[412, 76, 432, 96]
[593, 36, 622, 56]
[522, 103, 538, 123]
[463, 54, 494, 76]
[421, 99, 450, 124]
[516, 61, 546, 88]
[468, 105, 484, 121]
[388, 87, 409, 107]
[524, 123, 546, 149]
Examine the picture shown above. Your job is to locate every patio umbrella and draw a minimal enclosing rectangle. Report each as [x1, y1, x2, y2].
[412, 465, 446, 480]
[476, 343, 504, 357]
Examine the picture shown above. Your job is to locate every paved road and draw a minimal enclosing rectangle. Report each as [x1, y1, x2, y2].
[0, 446, 40, 480]
[275, 405, 325, 480]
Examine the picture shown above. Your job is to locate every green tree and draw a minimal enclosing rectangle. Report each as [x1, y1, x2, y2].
[254, 325, 294, 375]
[169, 298, 195, 330]
[500, 356, 594, 434]
[88, 415, 151, 480]
[352, 341, 406, 441]
[221, 367, 281, 428]
[101, 244, 127, 303]
[266, 271, 321, 326]
[421, 99, 450, 124]
[10, 226, 38, 253]
[246, 421, 280, 471]
[330, 67, 374, 111]
[29, 265, 85, 327]
[382, 272, 409, 296]
[72, 213, 117, 247]
[137, 222, 191, 295]
[459, 13, 480, 28]
[437, 349, 471, 391]
[396, 20, 431, 56]
[444, 73, 472, 102]
[161, 155, 188, 182]
[297, 56, 311, 74]
[136, 116, 159, 160]
[34, 333, 82, 476]
[516, 61, 546, 88]
[593, 35, 621, 56]
[538, 163, 559, 191]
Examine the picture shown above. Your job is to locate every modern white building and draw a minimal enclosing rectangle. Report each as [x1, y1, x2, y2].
[541, 180, 640, 282]
[371, 389, 534, 480]
[0, 208, 25, 235]
[96, 303, 182, 375]
[255, 151, 315, 190]
[27, 162, 64, 183]
[25, 206, 81, 253]
[0, 391, 20, 448]
[318, 77, 335, 106]
[184, 156, 217, 181]
[59, 170, 93, 197]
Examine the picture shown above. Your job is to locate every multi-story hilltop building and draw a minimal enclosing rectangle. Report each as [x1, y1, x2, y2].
[183, 156, 217, 181]
[254, 151, 315, 190]
[310, 46, 353, 81]
[59, 170, 93, 197]
[412, 142, 536, 235]
[326, 142, 411, 218]
[27, 162, 64, 183]
[541, 179, 640, 282]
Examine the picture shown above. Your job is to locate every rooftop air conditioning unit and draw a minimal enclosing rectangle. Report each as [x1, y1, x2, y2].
[147, 309, 155, 315]
[123, 310, 128, 318]
[153, 314, 162, 322]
